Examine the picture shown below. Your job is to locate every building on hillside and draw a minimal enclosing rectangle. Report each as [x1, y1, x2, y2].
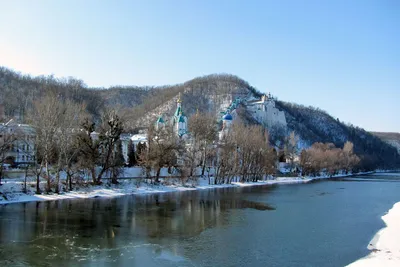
[0, 119, 149, 168]
[172, 93, 188, 137]
[130, 132, 148, 149]
[143, 93, 190, 166]
[155, 116, 165, 130]
[120, 133, 132, 164]
[219, 113, 233, 140]
[246, 93, 287, 130]
[0, 119, 36, 166]
[116, 131, 147, 164]
[217, 93, 287, 140]
[155, 92, 188, 138]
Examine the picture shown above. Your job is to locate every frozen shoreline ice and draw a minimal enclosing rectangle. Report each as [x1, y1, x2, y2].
[347, 201, 400, 267]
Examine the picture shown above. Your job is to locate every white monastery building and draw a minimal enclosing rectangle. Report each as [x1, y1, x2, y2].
[246, 93, 287, 130]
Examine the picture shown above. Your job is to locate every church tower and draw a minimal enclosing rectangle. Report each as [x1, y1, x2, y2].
[155, 116, 165, 130]
[219, 112, 233, 140]
[173, 93, 187, 137]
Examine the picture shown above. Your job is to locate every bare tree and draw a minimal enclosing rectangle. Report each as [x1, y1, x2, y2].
[76, 118, 99, 184]
[214, 122, 276, 184]
[139, 125, 184, 184]
[229, 123, 273, 182]
[188, 112, 218, 176]
[214, 133, 236, 184]
[0, 121, 24, 185]
[53, 100, 87, 193]
[284, 131, 299, 171]
[29, 93, 64, 193]
[342, 141, 360, 173]
[0, 123, 12, 186]
[96, 110, 124, 184]
[300, 142, 360, 176]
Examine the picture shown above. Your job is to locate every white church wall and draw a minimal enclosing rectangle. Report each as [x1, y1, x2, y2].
[245, 97, 287, 130]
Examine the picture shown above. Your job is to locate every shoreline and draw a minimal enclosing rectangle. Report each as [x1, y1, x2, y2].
[2, 171, 399, 266]
[0, 176, 313, 205]
[346, 201, 400, 267]
[0, 171, 377, 206]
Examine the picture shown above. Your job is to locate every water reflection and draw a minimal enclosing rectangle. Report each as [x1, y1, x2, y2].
[0, 188, 274, 266]
[1, 178, 400, 267]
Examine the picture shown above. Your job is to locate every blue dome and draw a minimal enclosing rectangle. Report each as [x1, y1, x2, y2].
[222, 113, 233, 121]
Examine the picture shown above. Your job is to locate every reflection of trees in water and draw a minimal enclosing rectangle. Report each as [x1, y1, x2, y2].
[134, 193, 275, 239]
[0, 188, 274, 266]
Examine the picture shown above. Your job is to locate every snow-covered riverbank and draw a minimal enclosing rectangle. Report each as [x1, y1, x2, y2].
[0, 176, 312, 205]
[0, 170, 377, 205]
[347, 201, 400, 267]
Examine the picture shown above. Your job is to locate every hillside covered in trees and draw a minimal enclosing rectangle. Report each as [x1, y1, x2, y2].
[371, 132, 400, 154]
[1, 66, 399, 170]
[275, 101, 400, 169]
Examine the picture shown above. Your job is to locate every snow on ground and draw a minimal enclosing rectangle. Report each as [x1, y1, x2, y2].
[0, 170, 376, 206]
[0, 175, 313, 205]
[371, 172, 400, 177]
[347, 201, 400, 267]
[231, 177, 313, 187]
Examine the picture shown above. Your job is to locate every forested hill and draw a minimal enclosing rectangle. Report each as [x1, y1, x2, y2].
[0, 66, 154, 120]
[0, 67, 259, 125]
[276, 101, 400, 169]
[1, 66, 399, 169]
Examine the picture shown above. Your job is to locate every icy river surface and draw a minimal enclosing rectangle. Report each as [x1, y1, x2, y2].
[0, 173, 399, 267]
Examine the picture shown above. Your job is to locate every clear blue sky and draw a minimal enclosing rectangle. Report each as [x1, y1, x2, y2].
[1, 0, 399, 132]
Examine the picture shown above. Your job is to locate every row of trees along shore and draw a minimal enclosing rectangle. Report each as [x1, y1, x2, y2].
[1, 93, 361, 194]
[1, 93, 125, 193]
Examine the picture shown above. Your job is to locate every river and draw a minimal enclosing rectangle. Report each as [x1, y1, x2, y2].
[0, 173, 399, 267]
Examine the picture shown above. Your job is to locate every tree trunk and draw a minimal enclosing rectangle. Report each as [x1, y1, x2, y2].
[0, 160, 5, 186]
[66, 173, 70, 191]
[97, 167, 106, 184]
[23, 167, 28, 193]
[201, 148, 207, 176]
[155, 167, 161, 184]
[90, 167, 97, 184]
[36, 169, 41, 194]
[111, 167, 118, 184]
[45, 161, 51, 193]
[54, 157, 63, 193]
[68, 173, 73, 191]
[97, 143, 114, 184]
[214, 167, 219, 185]
[55, 171, 60, 194]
